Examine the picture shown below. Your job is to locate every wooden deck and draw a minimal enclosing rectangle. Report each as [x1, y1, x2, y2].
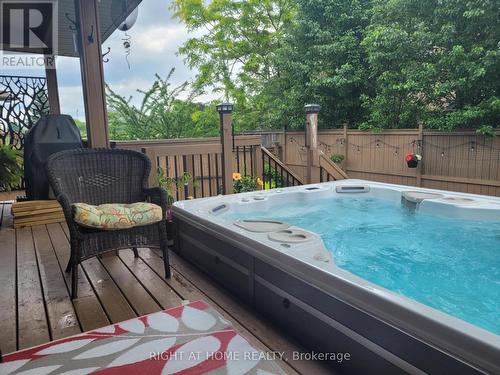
[0, 202, 333, 375]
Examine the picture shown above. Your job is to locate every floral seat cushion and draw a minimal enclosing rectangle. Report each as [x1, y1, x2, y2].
[72, 202, 163, 230]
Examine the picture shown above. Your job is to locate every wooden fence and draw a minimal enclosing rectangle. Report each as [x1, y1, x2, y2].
[250, 128, 500, 196]
[114, 135, 305, 201]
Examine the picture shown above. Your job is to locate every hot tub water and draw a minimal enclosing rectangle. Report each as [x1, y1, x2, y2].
[221, 196, 500, 335]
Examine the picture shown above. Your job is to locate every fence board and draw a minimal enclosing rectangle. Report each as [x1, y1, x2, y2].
[251, 129, 500, 196]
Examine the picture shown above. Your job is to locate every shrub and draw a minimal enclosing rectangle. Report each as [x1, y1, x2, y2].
[0, 144, 23, 191]
[233, 173, 260, 193]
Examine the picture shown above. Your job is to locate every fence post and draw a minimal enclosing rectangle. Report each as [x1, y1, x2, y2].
[280, 127, 287, 162]
[416, 123, 424, 187]
[343, 124, 349, 171]
[304, 104, 321, 184]
[217, 103, 234, 194]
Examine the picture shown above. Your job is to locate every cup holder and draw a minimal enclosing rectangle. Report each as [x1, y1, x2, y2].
[268, 229, 313, 243]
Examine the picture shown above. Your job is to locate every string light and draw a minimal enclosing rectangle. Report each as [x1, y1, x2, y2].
[287, 134, 500, 162]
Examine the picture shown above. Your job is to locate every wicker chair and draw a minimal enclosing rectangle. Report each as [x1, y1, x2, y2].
[46, 148, 170, 299]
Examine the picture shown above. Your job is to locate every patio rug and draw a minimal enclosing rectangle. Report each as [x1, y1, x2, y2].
[1, 300, 285, 375]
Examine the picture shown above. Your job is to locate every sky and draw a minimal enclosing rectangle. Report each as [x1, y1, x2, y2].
[2, 0, 214, 120]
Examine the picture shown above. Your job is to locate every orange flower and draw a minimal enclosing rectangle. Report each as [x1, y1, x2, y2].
[232, 172, 242, 181]
[256, 177, 264, 187]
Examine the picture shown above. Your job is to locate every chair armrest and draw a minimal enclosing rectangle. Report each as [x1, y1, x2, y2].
[56, 193, 74, 221]
[143, 187, 168, 216]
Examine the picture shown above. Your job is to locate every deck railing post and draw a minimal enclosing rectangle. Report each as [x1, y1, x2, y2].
[416, 122, 424, 187]
[343, 123, 348, 170]
[75, 0, 110, 148]
[44, 55, 60, 115]
[304, 104, 321, 184]
[217, 103, 234, 194]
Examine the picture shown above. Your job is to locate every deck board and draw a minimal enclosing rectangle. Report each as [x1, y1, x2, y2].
[32, 225, 81, 340]
[99, 255, 161, 316]
[16, 226, 50, 349]
[0, 204, 334, 374]
[118, 250, 183, 309]
[0, 204, 16, 353]
[81, 256, 137, 323]
[46, 223, 110, 332]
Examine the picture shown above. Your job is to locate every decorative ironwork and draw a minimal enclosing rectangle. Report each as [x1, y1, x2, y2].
[0, 75, 50, 150]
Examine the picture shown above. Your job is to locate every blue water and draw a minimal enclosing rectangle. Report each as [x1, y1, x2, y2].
[222, 197, 500, 335]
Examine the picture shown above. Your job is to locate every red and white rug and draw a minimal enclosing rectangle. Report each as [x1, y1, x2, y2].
[1, 300, 284, 374]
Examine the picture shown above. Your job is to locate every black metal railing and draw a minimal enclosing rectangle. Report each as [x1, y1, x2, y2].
[234, 145, 256, 177]
[157, 152, 224, 201]
[261, 147, 302, 189]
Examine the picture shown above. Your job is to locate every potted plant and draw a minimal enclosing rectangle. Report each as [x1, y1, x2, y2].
[330, 153, 345, 169]
[0, 144, 23, 191]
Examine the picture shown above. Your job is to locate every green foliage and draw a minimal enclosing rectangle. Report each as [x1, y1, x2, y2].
[157, 168, 192, 204]
[74, 119, 87, 139]
[476, 125, 496, 137]
[359, 0, 500, 131]
[171, 0, 298, 130]
[0, 144, 23, 191]
[173, 0, 499, 132]
[263, 164, 284, 188]
[106, 68, 219, 140]
[233, 175, 258, 193]
[330, 154, 345, 163]
[276, 0, 374, 129]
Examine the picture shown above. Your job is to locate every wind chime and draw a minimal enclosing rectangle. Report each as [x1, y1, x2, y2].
[117, 6, 139, 69]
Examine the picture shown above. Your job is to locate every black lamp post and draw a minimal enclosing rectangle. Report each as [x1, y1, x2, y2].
[216, 103, 235, 147]
[304, 103, 321, 114]
[216, 103, 234, 114]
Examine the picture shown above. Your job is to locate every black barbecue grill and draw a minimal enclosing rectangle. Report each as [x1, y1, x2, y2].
[24, 115, 83, 200]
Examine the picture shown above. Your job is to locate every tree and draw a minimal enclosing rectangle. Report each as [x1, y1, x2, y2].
[276, 0, 374, 129]
[171, 0, 297, 129]
[172, 0, 499, 132]
[361, 0, 500, 131]
[106, 68, 220, 140]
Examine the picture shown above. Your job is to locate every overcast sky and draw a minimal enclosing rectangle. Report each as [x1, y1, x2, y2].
[4, 0, 215, 120]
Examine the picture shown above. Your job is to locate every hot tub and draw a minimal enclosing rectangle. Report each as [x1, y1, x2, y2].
[172, 180, 500, 374]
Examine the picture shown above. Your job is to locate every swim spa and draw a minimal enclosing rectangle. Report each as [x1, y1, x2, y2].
[172, 180, 500, 374]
